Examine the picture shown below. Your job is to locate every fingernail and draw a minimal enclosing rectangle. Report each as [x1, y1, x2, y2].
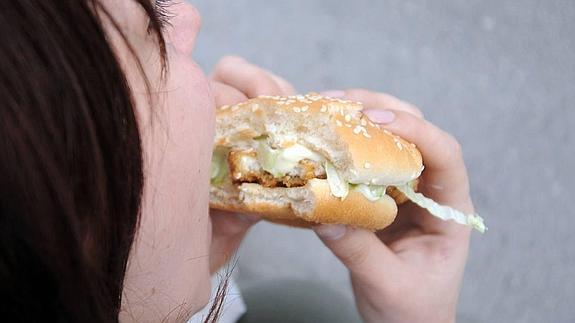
[313, 224, 347, 240]
[363, 109, 395, 124]
[237, 213, 261, 224]
[320, 90, 346, 98]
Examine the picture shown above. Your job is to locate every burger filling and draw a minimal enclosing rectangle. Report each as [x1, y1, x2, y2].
[210, 140, 403, 202]
[228, 150, 325, 188]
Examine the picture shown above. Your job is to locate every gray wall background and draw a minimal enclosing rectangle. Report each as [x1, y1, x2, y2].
[192, 1, 575, 322]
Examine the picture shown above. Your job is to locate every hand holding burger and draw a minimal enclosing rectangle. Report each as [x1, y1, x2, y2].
[206, 56, 482, 323]
[313, 89, 477, 323]
[209, 82, 482, 322]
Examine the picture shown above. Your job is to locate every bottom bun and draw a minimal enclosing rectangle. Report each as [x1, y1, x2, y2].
[210, 179, 398, 231]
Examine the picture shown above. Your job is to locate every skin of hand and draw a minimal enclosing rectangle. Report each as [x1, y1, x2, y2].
[208, 56, 296, 273]
[313, 89, 473, 323]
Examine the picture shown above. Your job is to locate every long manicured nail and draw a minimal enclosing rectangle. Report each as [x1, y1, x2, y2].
[320, 90, 346, 98]
[363, 109, 396, 124]
[313, 224, 347, 240]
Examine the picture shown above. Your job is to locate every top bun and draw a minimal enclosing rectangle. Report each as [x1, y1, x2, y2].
[215, 93, 423, 186]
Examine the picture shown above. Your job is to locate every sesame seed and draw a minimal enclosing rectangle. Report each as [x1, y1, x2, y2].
[345, 114, 352, 122]
[396, 141, 403, 150]
[364, 162, 371, 169]
[231, 105, 240, 111]
[251, 104, 260, 112]
[320, 106, 327, 112]
[301, 105, 309, 112]
[220, 105, 230, 110]
[353, 126, 362, 134]
[383, 129, 391, 135]
[363, 132, 372, 138]
[335, 120, 343, 127]
[293, 107, 302, 113]
[345, 123, 352, 128]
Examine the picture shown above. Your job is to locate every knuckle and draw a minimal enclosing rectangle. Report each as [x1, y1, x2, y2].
[218, 55, 245, 65]
[345, 88, 370, 98]
[408, 105, 424, 118]
[446, 135, 463, 158]
[341, 242, 371, 269]
[270, 74, 295, 95]
[250, 68, 273, 82]
[429, 242, 449, 262]
[427, 240, 461, 264]
[250, 73, 281, 94]
[214, 55, 245, 73]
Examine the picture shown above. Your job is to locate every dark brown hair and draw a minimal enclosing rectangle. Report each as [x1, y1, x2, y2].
[0, 0, 167, 321]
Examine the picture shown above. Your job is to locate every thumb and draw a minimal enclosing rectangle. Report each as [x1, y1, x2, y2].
[313, 225, 401, 278]
[209, 210, 260, 273]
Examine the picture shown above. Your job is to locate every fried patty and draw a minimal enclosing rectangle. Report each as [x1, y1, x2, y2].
[227, 150, 326, 188]
[227, 149, 415, 205]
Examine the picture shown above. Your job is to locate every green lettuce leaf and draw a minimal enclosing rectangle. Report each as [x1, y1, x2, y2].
[210, 147, 229, 186]
[395, 184, 487, 233]
[256, 139, 280, 176]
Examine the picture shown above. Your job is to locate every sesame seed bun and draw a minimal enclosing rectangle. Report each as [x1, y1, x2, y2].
[210, 93, 423, 230]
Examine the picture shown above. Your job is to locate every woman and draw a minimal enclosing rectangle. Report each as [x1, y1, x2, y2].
[0, 1, 473, 322]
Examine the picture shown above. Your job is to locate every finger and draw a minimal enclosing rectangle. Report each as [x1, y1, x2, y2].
[364, 109, 470, 204]
[375, 204, 426, 244]
[211, 56, 285, 98]
[344, 88, 424, 119]
[209, 209, 260, 273]
[268, 72, 296, 95]
[210, 80, 248, 107]
[313, 225, 403, 280]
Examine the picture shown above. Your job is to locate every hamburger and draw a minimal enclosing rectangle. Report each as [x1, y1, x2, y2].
[209, 93, 486, 233]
